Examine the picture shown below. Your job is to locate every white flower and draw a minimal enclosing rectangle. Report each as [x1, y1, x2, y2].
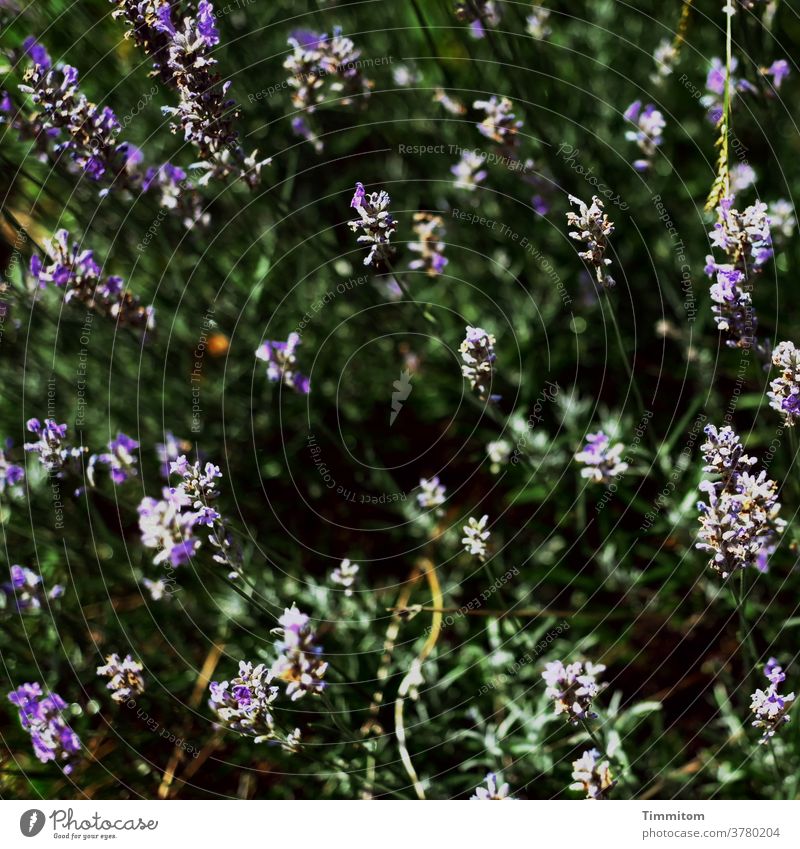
[570, 749, 615, 799]
[487, 439, 512, 473]
[417, 476, 446, 509]
[331, 559, 359, 596]
[471, 772, 512, 800]
[462, 515, 490, 559]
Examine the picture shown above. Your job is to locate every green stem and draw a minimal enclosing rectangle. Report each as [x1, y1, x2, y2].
[731, 569, 758, 685]
[766, 738, 785, 796]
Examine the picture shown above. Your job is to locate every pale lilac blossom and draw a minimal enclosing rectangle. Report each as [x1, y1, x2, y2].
[542, 660, 606, 723]
[570, 749, 615, 799]
[750, 657, 795, 744]
[471, 772, 513, 799]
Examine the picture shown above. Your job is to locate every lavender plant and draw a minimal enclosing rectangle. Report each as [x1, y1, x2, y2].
[570, 749, 615, 799]
[704, 197, 773, 356]
[96, 654, 145, 703]
[347, 182, 397, 268]
[566, 195, 615, 288]
[7, 684, 81, 773]
[696, 425, 785, 578]
[29, 230, 154, 329]
[109, 1, 270, 187]
[750, 657, 795, 744]
[542, 660, 606, 724]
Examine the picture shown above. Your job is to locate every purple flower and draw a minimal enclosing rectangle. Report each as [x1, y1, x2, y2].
[417, 476, 446, 509]
[164, 455, 240, 572]
[88, 432, 139, 485]
[8, 683, 81, 772]
[455, 2, 502, 37]
[2, 565, 64, 612]
[138, 486, 200, 569]
[751, 657, 795, 743]
[110, 1, 269, 186]
[28, 229, 154, 329]
[24, 417, 86, 475]
[0, 439, 25, 496]
[409, 212, 448, 277]
[271, 605, 328, 700]
[702, 56, 758, 123]
[470, 772, 513, 800]
[347, 182, 397, 267]
[763, 60, 790, 90]
[542, 660, 606, 724]
[451, 149, 488, 191]
[196, 1, 219, 47]
[255, 332, 310, 394]
[696, 425, 785, 578]
[209, 661, 279, 742]
[21, 36, 51, 70]
[575, 432, 628, 484]
[769, 341, 800, 427]
[473, 96, 522, 147]
[704, 198, 772, 355]
[623, 101, 665, 171]
[283, 27, 373, 151]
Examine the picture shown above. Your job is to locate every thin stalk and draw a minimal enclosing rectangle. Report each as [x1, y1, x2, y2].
[731, 569, 759, 685]
[580, 717, 633, 796]
[766, 738, 785, 795]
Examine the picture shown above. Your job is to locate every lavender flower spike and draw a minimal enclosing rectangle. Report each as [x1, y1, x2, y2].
[542, 660, 606, 724]
[88, 432, 140, 486]
[460, 326, 499, 402]
[284, 27, 373, 150]
[409, 212, 448, 277]
[8, 683, 81, 772]
[750, 657, 795, 744]
[473, 95, 522, 147]
[417, 476, 446, 509]
[704, 197, 772, 356]
[110, 1, 270, 187]
[575, 432, 628, 484]
[570, 749, 615, 799]
[567, 195, 615, 288]
[462, 515, 490, 560]
[271, 605, 328, 700]
[0, 440, 25, 496]
[331, 559, 359, 596]
[97, 654, 145, 703]
[24, 418, 87, 475]
[209, 661, 279, 742]
[347, 182, 397, 267]
[29, 229, 154, 329]
[623, 101, 665, 172]
[470, 772, 513, 800]
[696, 424, 785, 578]
[2, 565, 64, 612]
[255, 332, 310, 394]
[451, 149, 487, 191]
[170, 455, 240, 573]
[138, 486, 201, 568]
[768, 341, 800, 426]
